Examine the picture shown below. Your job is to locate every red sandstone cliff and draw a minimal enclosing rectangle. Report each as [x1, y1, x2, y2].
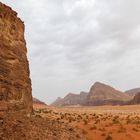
[0, 2, 32, 115]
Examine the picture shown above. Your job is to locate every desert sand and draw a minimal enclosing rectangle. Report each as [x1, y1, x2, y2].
[34, 105, 140, 140]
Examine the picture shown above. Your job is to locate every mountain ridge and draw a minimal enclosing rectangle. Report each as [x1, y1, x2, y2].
[51, 82, 133, 106]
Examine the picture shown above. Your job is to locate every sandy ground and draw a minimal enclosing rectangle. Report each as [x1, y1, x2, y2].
[0, 111, 86, 140]
[33, 105, 140, 140]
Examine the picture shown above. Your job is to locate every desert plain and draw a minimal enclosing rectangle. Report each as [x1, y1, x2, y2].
[34, 104, 140, 140]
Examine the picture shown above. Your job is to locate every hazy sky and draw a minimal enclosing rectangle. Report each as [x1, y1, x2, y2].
[1, 0, 140, 104]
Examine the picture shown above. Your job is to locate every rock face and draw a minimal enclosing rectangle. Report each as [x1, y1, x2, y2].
[87, 82, 132, 105]
[125, 88, 140, 97]
[0, 3, 32, 115]
[51, 92, 88, 106]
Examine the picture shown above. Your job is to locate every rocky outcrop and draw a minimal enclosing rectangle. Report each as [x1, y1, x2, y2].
[0, 3, 32, 115]
[87, 82, 132, 105]
[51, 92, 88, 106]
[125, 88, 140, 97]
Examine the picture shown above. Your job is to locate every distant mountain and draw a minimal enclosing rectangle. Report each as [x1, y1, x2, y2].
[87, 82, 132, 105]
[51, 82, 134, 106]
[51, 97, 63, 106]
[33, 97, 46, 105]
[51, 92, 88, 106]
[125, 88, 140, 97]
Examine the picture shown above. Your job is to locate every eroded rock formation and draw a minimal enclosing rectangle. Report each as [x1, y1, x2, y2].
[0, 3, 32, 115]
[87, 82, 132, 105]
[51, 92, 88, 106]
[52, 82, 133, 106]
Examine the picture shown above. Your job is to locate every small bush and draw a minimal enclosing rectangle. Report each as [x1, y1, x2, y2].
[132, 128, 139, 132]
[105, 135, 112, 140]
[101, 133, 106, 136]
[82, 129, 88, 135]
[89, 125, 97, 130]
[83, 119, 88, 125]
